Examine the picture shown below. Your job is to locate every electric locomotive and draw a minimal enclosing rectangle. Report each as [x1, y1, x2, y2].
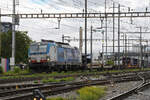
[28, 40, 82, 72]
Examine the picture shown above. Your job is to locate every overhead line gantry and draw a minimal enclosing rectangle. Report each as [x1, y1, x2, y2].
[1, 11, 150, 19]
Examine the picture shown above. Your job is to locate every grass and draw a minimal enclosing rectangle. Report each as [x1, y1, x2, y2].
[2, 66, 30, 76]
[60, 77, 75, 82]
[47, 97, 67, 100]
[42, 78, 60, 83]
[1, 68, 150, 80]
[47, 86, 107, 100]
[0, 67, 2, 74]
[42, 77, 75, 83]
[76, 86, 107, 100]
[34, 80, 39, 84]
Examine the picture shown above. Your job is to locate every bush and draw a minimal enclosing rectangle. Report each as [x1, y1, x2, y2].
[0, 67, 2, 73]
[42, 77, 74, 84]
[42, 78, 60, 83]
[77, 86, 106, 100]
[47, 97, 67, 100]
[3, 66, 30, 76]
[106, 60, 114, 66]
[60, 77, 74, 82]
[14, 66, 21, 73]
[34, 80, 38, 84]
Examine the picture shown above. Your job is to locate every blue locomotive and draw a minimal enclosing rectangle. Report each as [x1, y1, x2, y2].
[28, 40, 82, 72]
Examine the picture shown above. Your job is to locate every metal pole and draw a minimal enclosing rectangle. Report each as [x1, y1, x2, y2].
[123, 33, 125, 55]
[127, 37, 129, 52]
[101, 19, 104, 68]
[90, 26, 93, 71]
[125, 34, 127, 66]
[12, 0, 16, 69]
[102, 31, 104, 68]
[0, 8, 1, 58]
[105, 0, 108, 59]
[85, 0, 87, 66]
[113, 2, 115, 54]
[147, 41, 148, 67]
[62, 35, 64, 43]
[140, 27, 142, 68]
[79, 27, 83, 53]
[118, 4, 120, 68]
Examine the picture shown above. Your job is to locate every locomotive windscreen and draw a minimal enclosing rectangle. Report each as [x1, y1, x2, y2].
[30, 44, 47, 54]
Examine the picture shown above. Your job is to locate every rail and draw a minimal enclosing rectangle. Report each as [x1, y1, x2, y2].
[0, 73, 147, 100]
[109, 72, 150, 100]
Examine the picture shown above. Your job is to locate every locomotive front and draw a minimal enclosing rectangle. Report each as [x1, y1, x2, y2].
[28, 42, 53, 72]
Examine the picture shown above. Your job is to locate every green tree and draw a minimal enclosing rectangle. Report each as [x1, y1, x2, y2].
[1, 31, 32, 63]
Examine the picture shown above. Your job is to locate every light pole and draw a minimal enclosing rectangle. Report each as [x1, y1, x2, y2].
[90, 26, 103, 71]
[105, 0, 108, 60]
[118, 4, 121, 69]
[11, 0, 16, 69]
[100, 19, 104, 68]
[136, 27, 143, 69]
[146, 40, 148, 67]
[90, 26, 93, 71]
[113, 2, 115, 54]
[92, 27, 105, 69]
[0, 8, 1, 58]
[125, 34, 128, 66]
[85, 0, 88, 67]
[102, 30, 105, 68]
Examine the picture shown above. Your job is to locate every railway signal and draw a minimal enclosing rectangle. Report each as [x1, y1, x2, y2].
[33, 89, 46, 100]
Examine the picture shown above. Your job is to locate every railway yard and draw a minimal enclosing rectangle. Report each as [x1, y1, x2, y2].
[1, 0, 150, 100]
[0, 69, 150, 100]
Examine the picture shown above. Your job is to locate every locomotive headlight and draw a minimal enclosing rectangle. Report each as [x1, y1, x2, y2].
[46, 56, 50, 61]
[28, 58, 31, 62]
[47, 58, 50, 61]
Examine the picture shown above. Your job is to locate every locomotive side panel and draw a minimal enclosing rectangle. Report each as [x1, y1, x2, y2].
[49, 45, 57, 62]
[66, 48, 73, 65]
[57, 47, 65, 65]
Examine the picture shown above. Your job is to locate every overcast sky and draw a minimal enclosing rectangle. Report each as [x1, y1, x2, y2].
[0, 0, 150, 58]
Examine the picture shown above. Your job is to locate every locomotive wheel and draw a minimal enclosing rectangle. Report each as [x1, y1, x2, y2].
[57, 66, 62, 73]
[64, 66, 68, 72]
[48, 67, 52, 73]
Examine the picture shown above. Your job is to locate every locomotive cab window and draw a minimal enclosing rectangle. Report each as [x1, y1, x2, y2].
[30, 44, 47, 54]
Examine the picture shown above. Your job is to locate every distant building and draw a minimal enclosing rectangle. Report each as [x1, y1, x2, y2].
[132, 44, 140, 53]
[1, 22, 12, 33]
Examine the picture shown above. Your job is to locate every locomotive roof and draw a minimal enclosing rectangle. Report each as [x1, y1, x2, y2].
[41, 39, 55, 43]
[31, 39, 79, 50]
[41, 39, 69, 45]
[56, 42, 69, 46]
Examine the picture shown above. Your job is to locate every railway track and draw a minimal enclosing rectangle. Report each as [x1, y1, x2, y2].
[0, 72, 149, 100]
[109, 73, 150, 100]
[0, 72, 142, 91]
[0, 70, 150, 84]
[0, 83, 43, 92]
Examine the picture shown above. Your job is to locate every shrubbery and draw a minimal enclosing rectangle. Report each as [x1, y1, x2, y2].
[3, 66, 30, 75]
[77, 86, 106, 100]
[0, 67, 2, 73]
[106, 60, 114, 66]
[42, 77, 75, 83]
[14, 67, 21, 73]
[47, 97, 67, 100]
[47, 86, 106, 100]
